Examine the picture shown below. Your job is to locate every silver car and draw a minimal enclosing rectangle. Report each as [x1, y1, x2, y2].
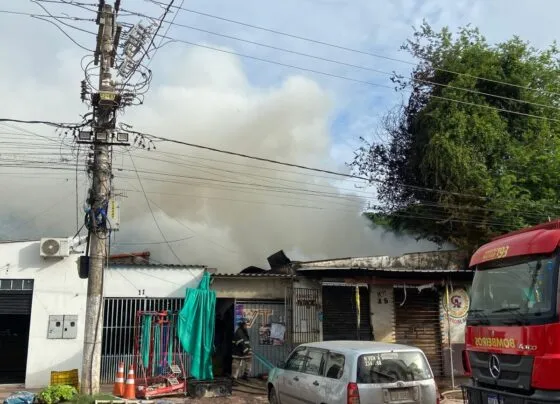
[267, 340, 439, 404]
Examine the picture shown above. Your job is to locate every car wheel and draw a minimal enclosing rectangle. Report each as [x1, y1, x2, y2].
[269, 386, 278, 404]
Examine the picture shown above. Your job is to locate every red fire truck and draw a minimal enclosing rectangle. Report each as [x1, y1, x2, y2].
[463, 220, 560, 403]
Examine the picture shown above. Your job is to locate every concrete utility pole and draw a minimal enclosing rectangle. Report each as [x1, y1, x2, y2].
[81, 2, 116, 395]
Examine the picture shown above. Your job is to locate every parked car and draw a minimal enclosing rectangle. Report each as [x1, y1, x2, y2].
[267, 340, 439, 404]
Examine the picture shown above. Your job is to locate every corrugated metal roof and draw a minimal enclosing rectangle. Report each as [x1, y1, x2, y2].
[212, 273, 293, 278]
[294, 250, 469, 273]
[109, 264, 207, 269]
[297, 266, 472, 273]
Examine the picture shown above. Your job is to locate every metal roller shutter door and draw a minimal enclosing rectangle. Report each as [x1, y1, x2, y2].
[0, 292, 33, 315]
[394, 288, 443, 376]
[322, 286, 372, 341]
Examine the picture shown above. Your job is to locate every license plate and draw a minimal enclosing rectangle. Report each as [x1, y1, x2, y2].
[487, 394, 499, 404]
[390, 388, 411, 401]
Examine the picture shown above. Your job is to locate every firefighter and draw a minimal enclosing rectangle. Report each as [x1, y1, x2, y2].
[232, 318, 252, 380]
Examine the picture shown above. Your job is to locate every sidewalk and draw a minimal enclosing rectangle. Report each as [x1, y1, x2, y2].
[438, 377, 466, 404]
[0, 384, 267, 403]
[1, 379, 466, 403]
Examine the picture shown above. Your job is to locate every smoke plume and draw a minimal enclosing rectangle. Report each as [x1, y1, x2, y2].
[114, 47, 440, 271]
[0, 44, 440, 272]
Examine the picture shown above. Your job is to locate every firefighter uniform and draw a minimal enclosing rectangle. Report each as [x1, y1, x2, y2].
[232, 319, 252, 380]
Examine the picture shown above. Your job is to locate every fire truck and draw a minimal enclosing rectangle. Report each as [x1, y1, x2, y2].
[463, 220, 560, 403]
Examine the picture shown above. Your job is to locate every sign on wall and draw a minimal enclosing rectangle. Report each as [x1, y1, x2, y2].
[442, 288, 470, 344]
[443, 288, 470, 319]
[234, 303, 285, 345]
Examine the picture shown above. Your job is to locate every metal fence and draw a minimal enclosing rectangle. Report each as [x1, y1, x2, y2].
[101, 297, 188, 384]
[286, 287, 321, 346]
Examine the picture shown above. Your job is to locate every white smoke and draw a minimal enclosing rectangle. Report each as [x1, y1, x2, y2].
[0, 41, 441, 272]
[110, 46, 441, 271]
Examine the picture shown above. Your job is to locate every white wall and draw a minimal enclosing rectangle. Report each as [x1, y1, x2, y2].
[0, 241, 206, 388]
[104, 266, 204, 298]
[369, 285, 395, 343]
[0, 241, 88, 389]
[211, 276, 291, 300]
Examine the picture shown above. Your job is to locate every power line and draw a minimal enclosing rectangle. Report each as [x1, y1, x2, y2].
[144, 0, 560, 98]
[113, 235, 194, 245]
[137, 36, 560, 125]
[120, 129, 497, 201]
[1, 120, 558, 217]
[120, 0, 176, 90]
[7, 5, 560, 116]
[27, 1, 96, 51]
[127, 152, 185, 264]
[0, 118, 87, 128]
[0, 8, 91, 20]
[121, 8, 560, 113]
[131, 130, 367, 179]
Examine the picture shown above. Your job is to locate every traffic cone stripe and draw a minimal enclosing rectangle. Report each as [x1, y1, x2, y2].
[112, 361, 125, 397]
[123, 364, 136, 399]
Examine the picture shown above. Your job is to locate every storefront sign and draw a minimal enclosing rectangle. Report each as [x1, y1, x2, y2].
[444, 288, 470, 319]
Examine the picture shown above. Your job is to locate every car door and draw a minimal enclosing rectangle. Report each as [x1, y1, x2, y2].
[322, 351, 348, 404]
[299, 348, 328, 404]
[278, 346, 308, 404]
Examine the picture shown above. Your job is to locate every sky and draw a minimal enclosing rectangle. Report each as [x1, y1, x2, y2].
[0, 0, 558, 272]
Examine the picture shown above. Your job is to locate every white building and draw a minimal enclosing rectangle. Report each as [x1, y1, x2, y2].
[0, 239, 205, 388]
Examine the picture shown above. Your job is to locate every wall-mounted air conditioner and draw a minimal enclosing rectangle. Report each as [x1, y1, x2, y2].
[40, 238, 70, 258]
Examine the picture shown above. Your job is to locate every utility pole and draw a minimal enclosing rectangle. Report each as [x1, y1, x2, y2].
[81, 1, 116, 395]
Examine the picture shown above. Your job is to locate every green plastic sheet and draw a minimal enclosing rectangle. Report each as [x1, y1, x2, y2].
[168, 315, 174, 366]
[140, 316, 152, 366]
[177, 272, 216, 380]
[153, 325, 161, 376]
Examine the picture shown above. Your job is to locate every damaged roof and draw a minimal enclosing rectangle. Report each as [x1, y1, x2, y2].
[295, 250, 470, 273]
[212, 272, 293, 278]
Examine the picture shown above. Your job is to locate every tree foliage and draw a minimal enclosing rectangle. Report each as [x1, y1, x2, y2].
[352, 23, 560, 252]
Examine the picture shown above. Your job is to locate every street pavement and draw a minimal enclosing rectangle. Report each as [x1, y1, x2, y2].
[0, 383, 465, 403]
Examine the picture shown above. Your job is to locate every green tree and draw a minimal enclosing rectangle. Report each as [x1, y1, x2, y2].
[352, 23, 560, 251]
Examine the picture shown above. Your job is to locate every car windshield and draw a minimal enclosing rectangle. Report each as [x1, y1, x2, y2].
[356, 351, 432, 384]
[469, 255, 556, 322]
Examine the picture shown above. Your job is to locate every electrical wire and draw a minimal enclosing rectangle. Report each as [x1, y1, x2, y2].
[0, 118, 88, 129]
[142, 36, 560, 125]
[120, 0, 176, 90]
[4, 127, 556, 224]
[114, 236, 194, 245]
[120, 8, 560, 113]
[30, 15, 94, 51]
[144, 0, 560, 98]
[127, 152, 185, 264]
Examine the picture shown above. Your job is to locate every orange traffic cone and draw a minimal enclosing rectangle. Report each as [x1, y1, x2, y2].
[112, 362, 125, 397]
[123, 364, 136, 400]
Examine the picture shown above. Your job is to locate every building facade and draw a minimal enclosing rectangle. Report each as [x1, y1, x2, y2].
[290, 250, 473, 378]
[0, 239, 473, 387]
[210, 250, 473, 379]
[0, 240, 206, 388]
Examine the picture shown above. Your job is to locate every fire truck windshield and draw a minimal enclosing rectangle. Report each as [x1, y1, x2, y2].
[468, 254, 558, 326]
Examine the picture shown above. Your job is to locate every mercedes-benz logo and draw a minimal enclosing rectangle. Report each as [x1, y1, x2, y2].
[489, 354, 501, 379]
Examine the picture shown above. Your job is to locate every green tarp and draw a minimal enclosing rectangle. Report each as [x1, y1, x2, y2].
[177, 272, 216, 380]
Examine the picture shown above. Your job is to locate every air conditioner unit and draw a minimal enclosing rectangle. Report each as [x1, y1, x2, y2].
[40, 238, 70, 258]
